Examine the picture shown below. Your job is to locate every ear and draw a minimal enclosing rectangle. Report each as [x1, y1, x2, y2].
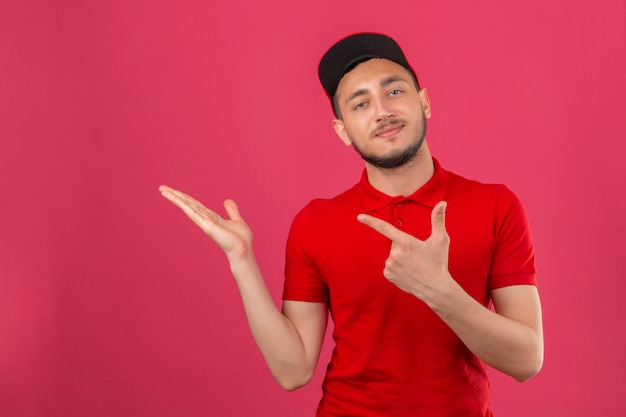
[332, 118, 352, 146]
[419, 88, 432, 119]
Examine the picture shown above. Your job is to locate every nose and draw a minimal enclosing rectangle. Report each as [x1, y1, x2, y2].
[373, 96, 394, 122]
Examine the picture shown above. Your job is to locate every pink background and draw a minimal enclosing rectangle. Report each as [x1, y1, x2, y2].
[1, 0, 625, 415]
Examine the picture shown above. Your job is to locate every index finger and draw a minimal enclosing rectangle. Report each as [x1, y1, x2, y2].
[357, 213, 405, 241]
[159, 185, 213, 222]
[159, 185, 194, 208]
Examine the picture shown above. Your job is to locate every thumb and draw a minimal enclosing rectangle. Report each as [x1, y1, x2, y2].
[223, 199, 243, 221]
[430, 201, 448, 239]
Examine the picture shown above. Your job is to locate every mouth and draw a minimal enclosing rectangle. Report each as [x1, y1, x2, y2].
[374, 123, 404, 139]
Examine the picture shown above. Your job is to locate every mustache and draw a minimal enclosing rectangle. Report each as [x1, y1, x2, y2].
[372, 119, 406, 137]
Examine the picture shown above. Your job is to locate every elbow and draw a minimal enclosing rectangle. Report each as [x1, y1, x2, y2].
[274, 369, 314, 392]
[512, 331, 544, 382]
[279, 380, 307, 392]
[513, 350, 544, 382]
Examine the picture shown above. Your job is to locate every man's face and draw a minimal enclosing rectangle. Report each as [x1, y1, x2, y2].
[332, 58, 431, 169]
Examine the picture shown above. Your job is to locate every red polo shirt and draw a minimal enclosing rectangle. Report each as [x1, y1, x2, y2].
[283, 158, 536, 417]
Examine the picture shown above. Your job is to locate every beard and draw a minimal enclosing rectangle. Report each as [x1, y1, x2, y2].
[350, 118, 427, 169]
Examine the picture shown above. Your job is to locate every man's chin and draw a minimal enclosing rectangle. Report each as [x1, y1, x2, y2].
[356, 142, 422, 169]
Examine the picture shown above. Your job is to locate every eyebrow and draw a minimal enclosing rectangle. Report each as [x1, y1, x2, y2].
[380, 75, 407, 88]
[343, 75, 410, 107]
[345, 88, 369, 106]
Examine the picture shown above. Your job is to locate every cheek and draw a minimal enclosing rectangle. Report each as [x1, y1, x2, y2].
[344, 126, 365, 145]
[344, 117, 370, 138]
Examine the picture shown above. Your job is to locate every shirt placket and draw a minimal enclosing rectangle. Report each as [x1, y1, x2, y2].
[390, 198, 406, 229]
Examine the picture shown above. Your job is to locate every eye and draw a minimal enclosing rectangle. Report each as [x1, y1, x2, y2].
[389, 89, 403, 96]
[354, 101, 368, 110]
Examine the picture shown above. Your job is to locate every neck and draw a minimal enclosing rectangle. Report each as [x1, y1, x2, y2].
[364, 144, 435, 197]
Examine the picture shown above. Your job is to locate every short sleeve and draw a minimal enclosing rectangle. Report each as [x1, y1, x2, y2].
[282, 204, 330, 303]
[488, 186, 537, 290]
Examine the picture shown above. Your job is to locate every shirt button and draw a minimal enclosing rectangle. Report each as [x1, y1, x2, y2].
[396, 202, 402, 207]
[396, 219, 403, 227]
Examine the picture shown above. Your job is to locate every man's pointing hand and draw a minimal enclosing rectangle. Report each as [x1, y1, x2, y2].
[356, 201, 452, 302]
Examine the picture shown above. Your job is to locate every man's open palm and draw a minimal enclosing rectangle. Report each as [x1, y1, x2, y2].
[159, 185, 253, 259]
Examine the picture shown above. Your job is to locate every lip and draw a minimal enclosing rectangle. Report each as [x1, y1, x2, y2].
[375, 124, 404, 139]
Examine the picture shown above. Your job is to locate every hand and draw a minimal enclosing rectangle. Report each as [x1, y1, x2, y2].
[159, 185, 253, 260]
[357, 201, 452, 301]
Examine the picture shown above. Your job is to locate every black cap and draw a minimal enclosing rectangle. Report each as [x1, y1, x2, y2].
[318, 33, 417, 101]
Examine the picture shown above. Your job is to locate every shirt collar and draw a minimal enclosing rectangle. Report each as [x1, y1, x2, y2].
[358, 157, 450, 211]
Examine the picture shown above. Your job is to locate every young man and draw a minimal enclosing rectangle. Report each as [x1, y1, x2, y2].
[159, 33, 543, 417]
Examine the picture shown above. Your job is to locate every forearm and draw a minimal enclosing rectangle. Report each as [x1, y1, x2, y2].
[157, 189, 320, 388]
[228, 252, 320, 390]
[427, 279, 543, 381]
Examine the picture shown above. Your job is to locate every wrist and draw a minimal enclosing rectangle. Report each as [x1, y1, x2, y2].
[423, 273, 466, 313]
[228, 249, 258, 276]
